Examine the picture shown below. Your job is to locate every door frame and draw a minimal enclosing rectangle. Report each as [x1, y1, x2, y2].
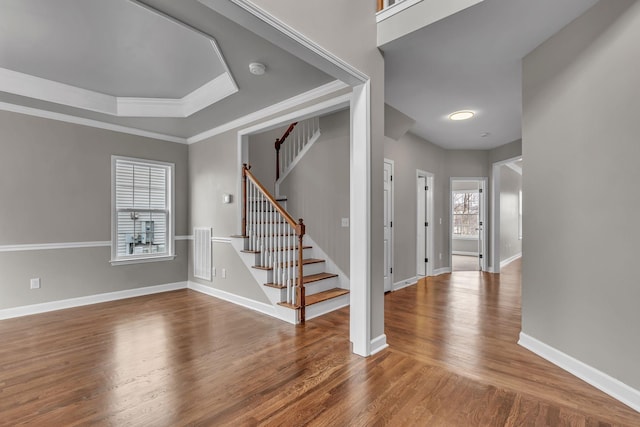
[449, 177, 487, 272]
[416, 170, 434, 278]
[383, 159, 394, 291]
[490, 156, 522, 273]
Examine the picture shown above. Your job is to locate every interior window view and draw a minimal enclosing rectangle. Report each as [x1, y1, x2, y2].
[0, 0, 638, 425]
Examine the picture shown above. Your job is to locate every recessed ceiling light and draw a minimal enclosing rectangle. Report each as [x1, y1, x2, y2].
[249, 62, 266, 75]
[448, 110, 475, 121]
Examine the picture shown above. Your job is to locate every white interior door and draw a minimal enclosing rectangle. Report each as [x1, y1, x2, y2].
[417, 176, 426, 276]
[383, 160, 393, 292]
[478, 180, 486, 271]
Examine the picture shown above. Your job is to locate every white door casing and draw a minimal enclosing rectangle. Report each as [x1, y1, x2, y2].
[449, 177, 487, 272]
[417, 176, 426, 276]
[417, 170, 434, 277]
[383, 159, 393, 292]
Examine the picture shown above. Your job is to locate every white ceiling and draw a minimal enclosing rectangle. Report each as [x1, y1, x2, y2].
[381, 0, 599, 150]
[0, 0, 334, 138]
[0, 0, 225, 98]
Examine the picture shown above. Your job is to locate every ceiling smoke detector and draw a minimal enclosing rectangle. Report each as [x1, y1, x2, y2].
[249, 62, 266, 75]
[448, 110, 475, 121]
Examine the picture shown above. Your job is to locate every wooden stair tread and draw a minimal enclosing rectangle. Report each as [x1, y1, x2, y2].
[277, 288, 349, 309]
[265, 271, 335, 290]
[277, 301, 299, 309]
[306, 288, 349, 306]
[280, 258, 325, 267]
[276, 245, 312, 251]
[303, 272, 338, 284]
[256, 258, 324, 271]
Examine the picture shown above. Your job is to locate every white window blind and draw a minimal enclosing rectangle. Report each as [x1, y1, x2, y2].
[111, 157, 174, 264]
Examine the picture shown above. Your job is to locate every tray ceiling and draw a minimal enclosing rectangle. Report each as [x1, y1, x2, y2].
[0, 0, 237, 118]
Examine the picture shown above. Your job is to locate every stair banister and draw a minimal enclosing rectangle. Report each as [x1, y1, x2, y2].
[242, 163, 307, 323]
[274, 122, 298, 181]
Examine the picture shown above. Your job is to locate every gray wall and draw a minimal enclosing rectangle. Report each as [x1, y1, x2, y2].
[522, 0, 640, 389]
[384, 130, 522, 283]
[499, 165, 522, 262]
[188, 127, 270, 303]
[384, 133, 447, 279]
[0, 110, 189, 309]
[249, 0, 386, 339]
[279, 110, 350, 275]
[248, 124, 288, 195]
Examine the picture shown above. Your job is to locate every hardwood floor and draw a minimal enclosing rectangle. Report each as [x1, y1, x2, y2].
[1, 260, 639, 426]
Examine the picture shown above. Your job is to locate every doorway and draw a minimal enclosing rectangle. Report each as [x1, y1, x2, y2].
[416, 170, 434, 278]
[450, 178, 487, 272]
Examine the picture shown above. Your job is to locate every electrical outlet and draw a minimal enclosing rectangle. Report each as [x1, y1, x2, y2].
[221, 268, 227, 279]
[212, 267, 216, 277]
[30, 278, 41, 289]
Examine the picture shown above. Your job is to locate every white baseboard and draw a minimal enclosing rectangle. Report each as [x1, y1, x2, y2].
[393, 276, 417, 291]
[370, 334, 388, 355]
[500, 252, 522, 268]
[188, 281, 279, 320]
[452, 251, 478, 256]
[434, 267, 452, 276]
[519, 332, 640, 413]
[0, 281, 187, 320]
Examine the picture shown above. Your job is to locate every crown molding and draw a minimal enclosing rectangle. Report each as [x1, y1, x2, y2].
[0, 101, 187, 144]
[188, 79, 349, 143]
[0, 67, 237, 118]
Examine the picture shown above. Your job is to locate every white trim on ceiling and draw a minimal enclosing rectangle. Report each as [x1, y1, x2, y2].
[0, 80, 348, 145]
[0, 67, 237, 118]
[0, 1, 239, 119]
[0, 101, 187, 143]
[505, 161, 523, 175]
[189, 79, 349, 143]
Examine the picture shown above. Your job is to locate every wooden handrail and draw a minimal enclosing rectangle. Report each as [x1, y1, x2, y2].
[242, 163, 306, 323]
[243, 164, 298, 230]
[275, 122, 298, 180]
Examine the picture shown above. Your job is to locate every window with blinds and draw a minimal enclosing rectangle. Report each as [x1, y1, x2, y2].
[111, 156, 174, 264]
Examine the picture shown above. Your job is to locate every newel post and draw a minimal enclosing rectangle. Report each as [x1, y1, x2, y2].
[242, 163, 250, 237]
[296, 218, 306, 324]
[275, 139, 281, 181]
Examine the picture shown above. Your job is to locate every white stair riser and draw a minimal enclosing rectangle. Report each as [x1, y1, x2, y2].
[305, 276, 339, 295]
[306, 294, 350, 320]
[301, 261, 325, 276]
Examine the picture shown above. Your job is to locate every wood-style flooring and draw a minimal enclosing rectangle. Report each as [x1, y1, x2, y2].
[1, 260, 639, 426]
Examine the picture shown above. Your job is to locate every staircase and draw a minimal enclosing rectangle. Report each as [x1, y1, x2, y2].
[231, 164, 349, 324]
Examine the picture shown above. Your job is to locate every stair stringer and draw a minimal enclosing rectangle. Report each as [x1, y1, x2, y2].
[301, 233, 350, 320]
[275, 129, 321, 198]
[229, 237, 297, 324]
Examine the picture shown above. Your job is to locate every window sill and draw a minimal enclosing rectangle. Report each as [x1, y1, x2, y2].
[110, 254, 176, 266]
[453, 236, 479, 241]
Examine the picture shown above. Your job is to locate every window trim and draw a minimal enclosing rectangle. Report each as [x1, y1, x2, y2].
[110, 156, 175, 266]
